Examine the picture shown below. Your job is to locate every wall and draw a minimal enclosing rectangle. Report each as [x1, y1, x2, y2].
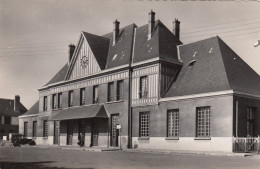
[131, 94, 234, 152]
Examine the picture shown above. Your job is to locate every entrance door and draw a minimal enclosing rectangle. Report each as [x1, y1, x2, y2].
[78, 119, 85, 147]
[53, 121, 59, 145]
[91, 118, 98, 146]
[67, 120, 73, 145]
[111, 114, 119, 147]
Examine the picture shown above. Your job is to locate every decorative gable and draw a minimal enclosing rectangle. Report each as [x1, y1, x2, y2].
[67, 34, 102, 80]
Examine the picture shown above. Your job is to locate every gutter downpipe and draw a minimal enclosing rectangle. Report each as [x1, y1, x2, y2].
[128, 26, 136, 148]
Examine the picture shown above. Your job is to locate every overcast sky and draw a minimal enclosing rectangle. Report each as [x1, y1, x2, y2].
[0, 0, 260, 109]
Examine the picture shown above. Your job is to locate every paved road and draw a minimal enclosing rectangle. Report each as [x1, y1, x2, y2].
[0, 147, 260, 169]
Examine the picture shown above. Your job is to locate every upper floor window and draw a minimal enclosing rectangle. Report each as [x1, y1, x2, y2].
[43, 96, 47, 111]
[139, 76, 148, 99]
[196, 107, 210, 137]
[167, 109, 179, 137]
[80, 88, 85, 105]
[58, 93, 62, 109]
[139, 112, 150, 137]
[68, 91, 73, 107]
[107, 82, 114, 102]
[116, 80, 123, 101]
[93, 85, 99, 104]
[52, 94, 57, 109]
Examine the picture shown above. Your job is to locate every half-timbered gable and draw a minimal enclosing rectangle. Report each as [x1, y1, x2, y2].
[66, 32, 110, 80]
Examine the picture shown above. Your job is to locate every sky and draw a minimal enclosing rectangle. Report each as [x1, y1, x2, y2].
[0, 0, 260, 109]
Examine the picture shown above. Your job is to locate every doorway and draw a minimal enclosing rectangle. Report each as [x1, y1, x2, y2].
[53, 121, 59, 145]
[67, 120, 73, 145]
[111, 114, 119, 147]
[91, 118, 98, 146]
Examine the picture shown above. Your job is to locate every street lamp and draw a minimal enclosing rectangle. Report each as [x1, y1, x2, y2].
[254, 40, 260, 47]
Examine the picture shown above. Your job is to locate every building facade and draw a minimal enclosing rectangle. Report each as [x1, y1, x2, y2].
[0, 95, 27, 138]
[19, 11, 260, 152]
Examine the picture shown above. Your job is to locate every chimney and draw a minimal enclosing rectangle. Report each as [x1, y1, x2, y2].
[113, 19, 120, 45]
[173, 19, 180, 40]
[14, 95, 20, 112]
[148, 10, 155, 40]
[68, 44, 76, 63]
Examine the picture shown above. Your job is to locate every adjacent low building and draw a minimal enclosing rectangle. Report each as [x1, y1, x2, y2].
[0, 95, 27, 138]
[19, 11, 260, 152]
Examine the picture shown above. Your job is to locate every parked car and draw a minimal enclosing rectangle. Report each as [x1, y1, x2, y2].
[9, 133, 36, 147]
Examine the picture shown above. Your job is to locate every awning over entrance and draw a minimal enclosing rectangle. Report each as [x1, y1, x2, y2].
[50, 104, 108, 121]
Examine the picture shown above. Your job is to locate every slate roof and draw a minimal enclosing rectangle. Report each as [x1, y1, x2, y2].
[82, 32, 110, 70]
[45, 64, 69, 86]
[133, 20, 182, 64]
[0, 98, 27, 116]
[103, 24, 136, 69]
[50, 104, 108, 121]
[164, 36, 260, 97]
[20, 101, 39, 117]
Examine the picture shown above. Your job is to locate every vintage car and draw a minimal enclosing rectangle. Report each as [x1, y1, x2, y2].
[9, 133, 36, 147]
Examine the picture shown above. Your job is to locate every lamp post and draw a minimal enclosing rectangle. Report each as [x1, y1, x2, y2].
[254, 40, 260, 47]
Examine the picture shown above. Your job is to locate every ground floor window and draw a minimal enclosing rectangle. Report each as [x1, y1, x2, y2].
[24, 122, 28, 137]
[167, 109, 179, 137]
[247, 107, 255, 137]
[196, 107, 210, 137]
[43, 120, 48, 137]
[139, 112, 150, 137]
[33, 121, 37, 137]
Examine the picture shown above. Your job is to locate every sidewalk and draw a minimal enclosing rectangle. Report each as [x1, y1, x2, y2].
[124, 148, 260, 157]
[32, 145, 120, 152]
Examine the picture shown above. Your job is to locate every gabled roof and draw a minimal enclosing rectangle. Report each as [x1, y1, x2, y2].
[133, 20, 182, 64]
[0, 98, 27, 116]
[164, 36, 260, 97]
[44, 64, 69, 86]
[20, 100, 39, 117]
[103, 24, 136, 69]
[82, 32, 110, 70]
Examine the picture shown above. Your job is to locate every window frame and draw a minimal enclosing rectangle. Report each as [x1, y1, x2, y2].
[167, 109, 179, 138]
[43, 120, 48, 137]
[58, 93, 62, 109]
[52, 94, 57, 110]
[116, 80, 124, 101]
[196, 106, 211, 138]
[24, 122, 28, 137]
[80, 88, 85, 106]
[33, 121, 37, 137]
[68, 90, 73, 107]
[93, 85, 99, 104]
[107, 82, 114, 102]
[139, 76, 148, 99]
[139, 111, 150, 138]
[43, 96, 47, 111]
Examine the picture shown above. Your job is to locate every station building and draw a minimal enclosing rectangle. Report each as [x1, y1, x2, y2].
[19, 11, 260, 152]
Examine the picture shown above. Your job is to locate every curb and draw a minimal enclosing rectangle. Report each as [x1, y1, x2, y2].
[123, 149, 255, 157]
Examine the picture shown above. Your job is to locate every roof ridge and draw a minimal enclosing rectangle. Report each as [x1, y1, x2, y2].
[215, 37, 232, 90]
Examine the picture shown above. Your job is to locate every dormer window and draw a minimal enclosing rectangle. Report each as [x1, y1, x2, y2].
[188, 60, 196, 67]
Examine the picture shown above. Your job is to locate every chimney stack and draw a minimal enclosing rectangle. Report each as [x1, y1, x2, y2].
[68, 44, 76, 63]
[113, 19, 120, 45]
[148, 10, 155, 40]
[173, 19, 180, 40]
[14, 95, 20, 112]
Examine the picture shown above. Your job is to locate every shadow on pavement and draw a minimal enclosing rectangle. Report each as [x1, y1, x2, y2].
[0, 161, 93, 169]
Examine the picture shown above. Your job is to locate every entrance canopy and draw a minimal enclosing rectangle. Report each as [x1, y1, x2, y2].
[50, 104, 108, 121]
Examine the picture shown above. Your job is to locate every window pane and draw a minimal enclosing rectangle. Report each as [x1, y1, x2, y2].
[93, 86, 99, 104]
[24, 122, 28, 137]
[117, 80, 123, 100]
[80, 88, 85, 105]
[107, 82, 114, 102]
[58, 93, 62, 109]
[140, 76, 148, 98]
[196, 107, 210, 137]
[33, 121, 37, 137]
[140, 112, 150, 137]
[43, 120, 48, 137]
[168, 109, 179, 137]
